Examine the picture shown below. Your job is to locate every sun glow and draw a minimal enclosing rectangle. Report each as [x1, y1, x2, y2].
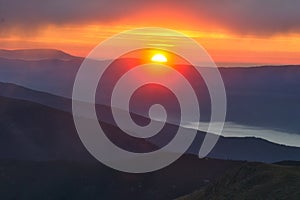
[151, 53, 168, 63]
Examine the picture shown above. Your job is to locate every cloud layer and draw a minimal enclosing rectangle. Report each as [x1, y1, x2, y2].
[1, 0, 300, 36]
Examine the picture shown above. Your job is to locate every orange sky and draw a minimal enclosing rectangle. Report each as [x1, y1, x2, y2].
[2, 7, 300, 67]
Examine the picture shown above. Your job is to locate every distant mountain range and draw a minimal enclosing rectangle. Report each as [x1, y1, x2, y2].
[0, 82, 299, 163]
[0, 49, 299, 134]
[0, 49, 78, 61]
[0, 49, 299, 162]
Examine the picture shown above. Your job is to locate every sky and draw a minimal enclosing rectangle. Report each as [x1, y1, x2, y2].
[1, 0, 300, 66]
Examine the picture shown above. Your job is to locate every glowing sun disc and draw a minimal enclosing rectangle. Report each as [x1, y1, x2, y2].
[151, 53, 168, 63]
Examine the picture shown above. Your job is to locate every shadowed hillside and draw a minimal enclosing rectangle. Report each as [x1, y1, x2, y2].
[176, 162, 300, 200]
[0, 157, 243, 200]
[0, 84, 299, 162]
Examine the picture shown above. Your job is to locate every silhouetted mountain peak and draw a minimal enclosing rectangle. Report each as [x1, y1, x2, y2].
[0, 49, 77, 61]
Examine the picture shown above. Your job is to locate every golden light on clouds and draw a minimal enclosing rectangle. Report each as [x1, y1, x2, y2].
[1, 22, 300, 66]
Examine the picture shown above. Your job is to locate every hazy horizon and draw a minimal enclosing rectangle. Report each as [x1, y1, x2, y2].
[1, 48, 299, 68]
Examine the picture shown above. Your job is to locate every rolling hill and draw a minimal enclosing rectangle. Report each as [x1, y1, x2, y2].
[0, 83, 299, 162]
[176, 162, 300, 200]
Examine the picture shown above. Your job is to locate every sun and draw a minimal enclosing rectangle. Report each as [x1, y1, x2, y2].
[151, 53, 168, 63]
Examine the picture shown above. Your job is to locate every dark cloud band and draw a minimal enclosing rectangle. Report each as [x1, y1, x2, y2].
[1, 0, 300, 36]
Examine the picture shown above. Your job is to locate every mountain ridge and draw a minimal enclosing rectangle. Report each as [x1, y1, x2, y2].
[0, 49, 80, 61]
[0, 86, 299, 163]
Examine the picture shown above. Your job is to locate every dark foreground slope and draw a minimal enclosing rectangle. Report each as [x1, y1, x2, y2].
[176, 162, 300, 200]
[0, 157, 243, 200]
[0, 89, 299, 199]
[0, 93, 245, 199]
[1, 159, 299, 200]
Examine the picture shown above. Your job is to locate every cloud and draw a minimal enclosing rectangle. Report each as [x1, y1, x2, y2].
[192, 0, 300, 35]
[1, 0, 300, 36]
[184, 122, 300, 148]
